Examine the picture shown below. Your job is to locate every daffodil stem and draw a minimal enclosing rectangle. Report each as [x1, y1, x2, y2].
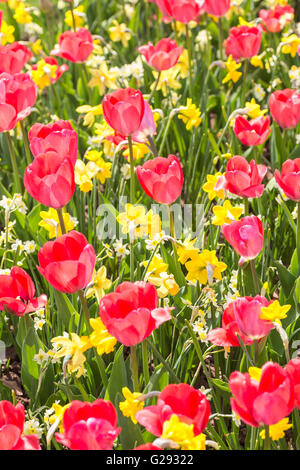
[20, 120, 32, 166]
[264, 425, 271, 450]
[149, 71, 161, 104]
[169, 205, 175, 239]
[254, 339, 259, 366]
[159, 112, 173, 156]
[6, 132, 22, 194]
[218, 17, 224, 60]
[130, 345, 139, 392]
[142, 341, 150, 386]
[241, 59, 249, 105]
[127, 135, 135, 282]
[185, 24, 193, 98]
[56, 208, 67, 235]
[297, 202, 300, 275]
[244, 198, 249, 216]
[69, 0, 77, 32]
[78, 289, 91, 333]
[250, 259, 260, 295]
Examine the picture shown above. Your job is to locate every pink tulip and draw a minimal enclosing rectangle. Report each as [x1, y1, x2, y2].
[225, 25, 262, 60]
[234, 115, 271, 147]
[139, 38, 183, 71]
[269, 89, 300, 129]
[232, 296, 273, 341]
[274, 159, 300, 201]
[131, 101, 156, 144]
[51, 28, 94, 63]
[0, 42, 32, 74]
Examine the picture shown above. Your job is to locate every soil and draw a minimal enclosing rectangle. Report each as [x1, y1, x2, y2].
[0, 345, 29, 406]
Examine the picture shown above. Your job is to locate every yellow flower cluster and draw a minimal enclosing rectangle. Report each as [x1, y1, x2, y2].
[75, 150, 112, 192]
[31, 59, 58, 90]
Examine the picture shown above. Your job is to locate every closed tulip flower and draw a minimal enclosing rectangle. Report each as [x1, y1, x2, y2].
[0, 42, 32, 74]
[234, 115, 271, 147]
[135, 383, 210, 436]
[24, 151, 75, 209]
[222, 216, 263, 265]
[216, 155, 267, 198]
[99, 281, 172, 346]
[51, 28, 94, 63]
[269, 89, 300, 129]
[0, 72, 37, 132]
[131, 101, 156, 144]
[136, 155, 184, 204]
[229, 362, 295, 427]
[28, 120, 78, 166]
[38, 231, 96, 294]
[207, 300, 254, 348]
[274, 159, 300, 201]
[259, 5, 294, 33]
[157, 0, 202, 24]
[55, 400, 121, 450]
[0, 401, 41, 450]
[203, 0, 230, 17]
[139, 38, 183, 71]
[225, 25, 262, 60]
[103, 88, 145, 137]
[232, 296, 273, 341]
[285, 359, 300, 409]
[0, 266, 47, 317]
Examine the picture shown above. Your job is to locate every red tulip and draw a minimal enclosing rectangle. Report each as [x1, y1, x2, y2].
[0, 42, 32, 74]
[259, 5, 294, 33]
[0, 401, 40, 450]
[274, 159, 300, 201]
[28, 120, 78, 166]
[207, 300, 254, 348]
[24, 151, 75, 209]
[157, 0, 202, 24]
[139, 38, 183, 71]
[31, 57, 68, 84]
[0, 72, 37, 132]
[135, 383, 210, 436]
[136, 155, 184, 204]
[55, 400, 121, 450]
[230, 362, 295, 427]
[225, 25, 262, 60]
[38, 231, 96, 294]
[269, 89, 300, 129]
[222, 216, 263, 265]
[103, 88, 145, 137]
[0, 267, 47, 317]
[99, 281, 172, 346]
[203, 0, 230, 17]
[285, 359, 300, 409]
[51, 28, 94, 63]
[216, 155, 267, 198]
[232, 296, 273, 341]
[234, 115, 271, 147]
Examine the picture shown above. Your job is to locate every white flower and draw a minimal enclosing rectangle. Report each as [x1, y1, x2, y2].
[23, 418, 43, 438]
[24, 240, 36, 254]
[34, 349, 50, 365]
[113, 240, 130, 257]
[253, 83, 266, 102]
[34, 316, 46, 331]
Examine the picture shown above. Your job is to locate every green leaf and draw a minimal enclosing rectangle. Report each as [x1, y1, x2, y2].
[211, 378, 230, 394]
[106, 346, 129, 403]
[21, 327, 42, 399]
[273, 260, 296, 298]
[53, 290, 79, 331]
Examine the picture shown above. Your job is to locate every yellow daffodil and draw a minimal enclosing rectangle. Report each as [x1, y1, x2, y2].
[123, 143, 150, 161]
[185, 250, 227, 284]
[281, 34, 300, 58]
[14, 2, 32, 24]
[248, 367, 262, 382]
[212, 200, 243, 226]
[222, 55, 242, 84]
[45, 403, 71, 433]
[32, 39, 43, 55]
[65, 5, 86, 28]
[88, 62, 119, 95]
[95, 158, 112, 184]
[202, 173, 225, 200]
[51, 333, 92, 378]
[109, 20, 132, 47]
[117, 204, 148, 238]
[142, 254, 169, 279]
[86, 266, 112, 303]
[177, 236, 199, 265]
[39, 208, 75, 238]
[89, 317, 117, 355]
[0, 20, 15, 45]
[245, 98, 268, 119]
[151, 68, 181, 97]
[260, 418, 292, 441]
[148, 271, 179, 298]
[175, 49, 189, 78]
[76, 104, 103, 128]
[74, 160, 99, 192]
[31, 59, 58, 90]
[161, 415, 206, 450]
[250, 55, 264, 69]
[260, 300, 291, 325]
[178, 98, 202, 130]
[119, 387, 144, 424]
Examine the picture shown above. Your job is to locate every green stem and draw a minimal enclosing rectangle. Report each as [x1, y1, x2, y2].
[94, 352, 108, 388]
[130, 345, 139, 392]
[158, 112, 173, 156]
[264, 425, 271, 450]
[148, 71, 161, 104]
[56, 207, 67, 235]
[241, 60, 249, 105]
[218, 17, 224, 60]
[244, 198, 249, 216]
[250, 259, 260, 295]
[69, 0, 77, 31]
[20, 120, 32, 166]
[128, 135, 135, 282]
[78, 289, 91, 333]
[185, 24, 193, 98]
[5, 132, 22, 194]
[142, 340, 150, 387]
[145, 338, 180, 383]
[297, 202, 300, 275]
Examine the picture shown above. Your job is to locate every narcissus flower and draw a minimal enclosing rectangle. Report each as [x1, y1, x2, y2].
[38, 231, 96, 294]
[135, 383, 210, 437]
[269, 89, 300, 129]
[119, 388, 145, 424]
[139, 38, 183, 71]
[0, 400, 41, 450]
[86, 266, 112, 303]
[88, 62, 118, 96]
[202, 173, 225, 200]
[51, 333, 91, 378]
[185, 250, 227, 284]
[89, 318, 117, 356]
[109, 20, 132, 47]
[39, 209, 75, 240]
[177, 98, 202, 130]
[260, 300, 291, 325]
[55, 400, 121, 450]
[99, 281, 172, 346]
[0, 266, 47, 316]
[233, 115, 271, 146]
[259, 418, 292, 440]
[212, 200, 243, 226]
[136, 155, 184, 204]
[225, 25, 262, 60]
[222, 55, 242, 84]
[274, 159, 300, 201]
[31, 57, 68, 90]
[231, 296, 273, 341]
[51, 28, 94, 63]
[222, 216, 263, 264]
[161, 415, 206, 450]
[229, 362, 295, 427]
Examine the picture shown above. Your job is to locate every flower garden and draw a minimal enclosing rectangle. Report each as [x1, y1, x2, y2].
[0, 0, 300, 452]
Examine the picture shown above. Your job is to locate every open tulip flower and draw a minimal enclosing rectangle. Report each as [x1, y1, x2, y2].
[222, 216, 263, 264]
[156, 0, 202, 24]
[274, 159, 300, 201]
[229, 362, 295, 427]
[234, 115, 271, 147]
[139, 38, 183, 71]
[0, 401, 41, 450]
[231, 296, 273, 341]
[203, 0, 230, 17]
[269, 89, 300, 129]
[0, 42, 32, 74]
[51, 28, 94, 63]
[99, 281, 172, 346]
[0, 266, 47, 316]
[136, 154, 184, 204]
[225, 25, 262, 60]
[38, 231, 96, 294]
